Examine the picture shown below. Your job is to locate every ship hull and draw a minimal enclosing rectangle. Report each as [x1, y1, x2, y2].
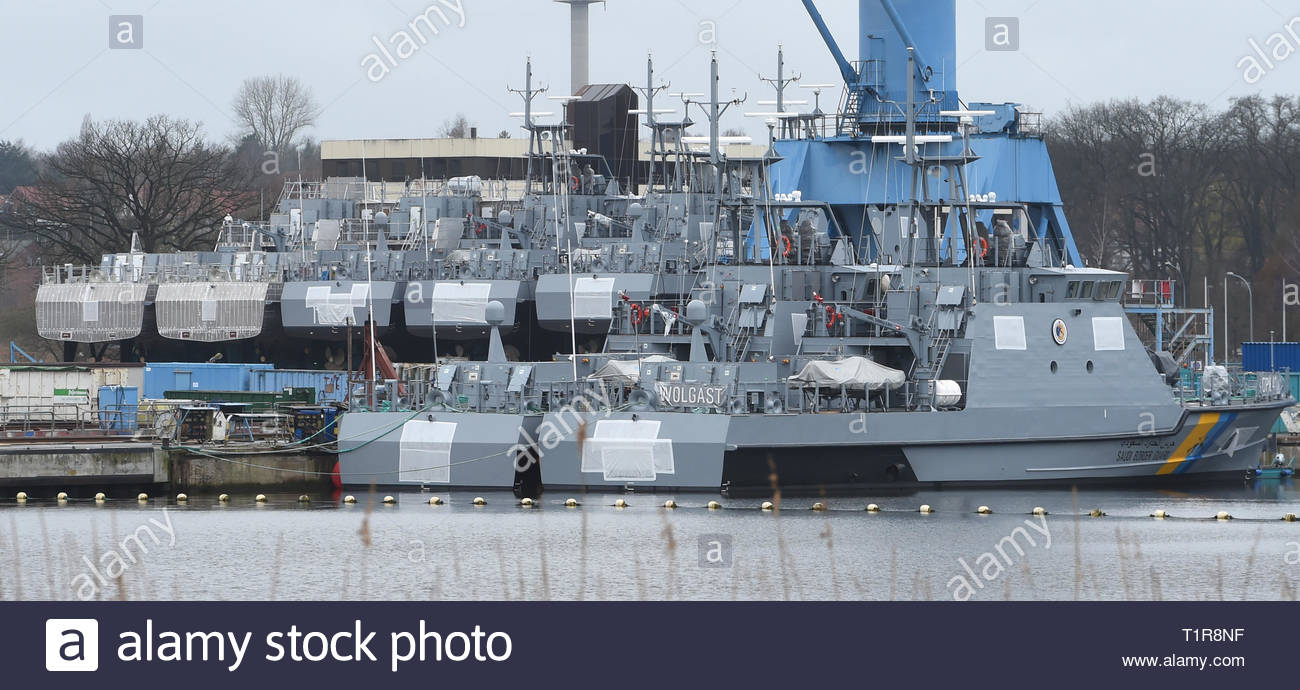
[335, 401, 1288, 492]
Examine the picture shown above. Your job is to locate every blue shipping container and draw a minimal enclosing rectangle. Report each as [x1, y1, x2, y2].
[97, 385, 138, 431]
[1242, 343, 1300, 372]
[250, 369, 348, 404]
[141, 362, 275, 399]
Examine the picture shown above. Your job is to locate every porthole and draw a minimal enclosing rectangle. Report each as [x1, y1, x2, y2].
[1086, 360, 1095, 373]
[1050, 361, 1059, 374]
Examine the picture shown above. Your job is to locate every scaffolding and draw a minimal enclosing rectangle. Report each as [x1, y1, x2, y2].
[1124, 279, 1215, 368]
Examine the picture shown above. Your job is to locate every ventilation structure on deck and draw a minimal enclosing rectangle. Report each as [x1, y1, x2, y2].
[154, 282, 268, 341]
[36, 283, 148, 342]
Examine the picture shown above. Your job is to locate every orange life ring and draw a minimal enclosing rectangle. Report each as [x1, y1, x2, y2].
[782, 235, 792, 258]
[977, 236, 989, 258]
[825, 305, 838, 328]
[571, 176, 580, 193]
[630, 304, 644, 325]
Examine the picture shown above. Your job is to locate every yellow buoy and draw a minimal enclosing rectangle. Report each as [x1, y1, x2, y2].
[919, 504, 933, 514]
[614, 498, 628, 508]
[297, 495, 310, 503]
[1284, 513, 1297, 522]
[663, 499, 677, 509]
[176, 493, 188, 502]
[1031, 507, 1047, 516]
[56, 492, 69, 501]
[976, 505, 992, 515]
[428, 496, 443, 506]
[520, 497, 534, 507]
[564, 498, 579, 507]
[255, 494, 267, 503]
[94, 492, 106, 503]
[760, 501, 775, 511]
[472, 496, 486, 506]
[1216, 511, 1231, 521]
[16, 491, 27, 502]
[1151, 509, 1169, 519]
[383, 495, 397, 505]
[812, 502, 826, 512]
[707, 500, 721, 510]
[1089, 509, 1105, 518]
[865, 503, 880, 513]
[137, 493, 149, 502]
[343, 495, 357, 504]
[218, 494, 230, 503]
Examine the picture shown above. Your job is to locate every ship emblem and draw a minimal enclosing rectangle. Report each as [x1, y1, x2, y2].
[1051, 319, 1067, 345]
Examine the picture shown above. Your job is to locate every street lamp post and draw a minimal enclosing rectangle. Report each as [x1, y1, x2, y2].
[1226, 271, 1254, 346]
[1161, 261, 1188, 308]
[1224, 277, 1230, 363]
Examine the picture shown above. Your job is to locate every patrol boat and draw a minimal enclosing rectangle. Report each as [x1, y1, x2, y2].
[332, 0, 1290, 492]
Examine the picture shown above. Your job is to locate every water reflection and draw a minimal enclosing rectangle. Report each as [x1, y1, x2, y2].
[1, 480, 1297, 602]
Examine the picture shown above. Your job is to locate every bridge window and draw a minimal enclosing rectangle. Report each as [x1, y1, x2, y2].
[1066, 281, 1080, 299]
[1079, 282, 1095, 299]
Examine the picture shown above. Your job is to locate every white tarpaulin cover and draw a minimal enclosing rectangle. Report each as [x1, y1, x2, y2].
[305, 284, 369, 326]
[588, 356, 676, 385]
[572, 277, 616, 320]
[787, 357, 906, 391]
[581, 419, 675, 481]
[399, 420, 455, 484]
[432, 282, 491, 324]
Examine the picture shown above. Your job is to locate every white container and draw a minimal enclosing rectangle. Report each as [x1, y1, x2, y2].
[0, 366, 96, 422]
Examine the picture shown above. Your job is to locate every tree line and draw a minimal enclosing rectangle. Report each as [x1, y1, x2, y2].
[0, 75, 322, 264]
[1047, 94, 1300, 337]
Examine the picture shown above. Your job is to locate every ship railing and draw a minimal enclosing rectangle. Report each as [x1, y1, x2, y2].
[609, 298, 693, 337]
[280, 180, 360, 203]
[1016, 110, 1044, 137]
[152, 262, 284, 283]
[1178, 367, 1292, 407]
[359, 375, 635, 416]
[216, 221, 278, 251]
[785, 376, 966, 416]
[1124, 279, 1179, 308]
[0, 403, 142, 438]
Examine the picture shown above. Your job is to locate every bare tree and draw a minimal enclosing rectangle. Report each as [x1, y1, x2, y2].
[1049, 98, 1225, 280]
[232, 75, 321, 153]
[0, 116, 255, 263]
[440, 114, 472, 138]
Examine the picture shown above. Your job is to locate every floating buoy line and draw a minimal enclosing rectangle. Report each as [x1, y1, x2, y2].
[3, 491, 1298, 522]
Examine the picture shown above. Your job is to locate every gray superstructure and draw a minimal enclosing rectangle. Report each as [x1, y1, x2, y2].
[337, 2, 1291, 494]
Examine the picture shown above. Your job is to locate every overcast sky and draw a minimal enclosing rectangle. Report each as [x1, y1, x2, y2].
[3, 0, 1300, 150]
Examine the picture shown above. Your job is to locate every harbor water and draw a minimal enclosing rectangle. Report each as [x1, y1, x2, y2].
[2, 483, 1299, 601]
